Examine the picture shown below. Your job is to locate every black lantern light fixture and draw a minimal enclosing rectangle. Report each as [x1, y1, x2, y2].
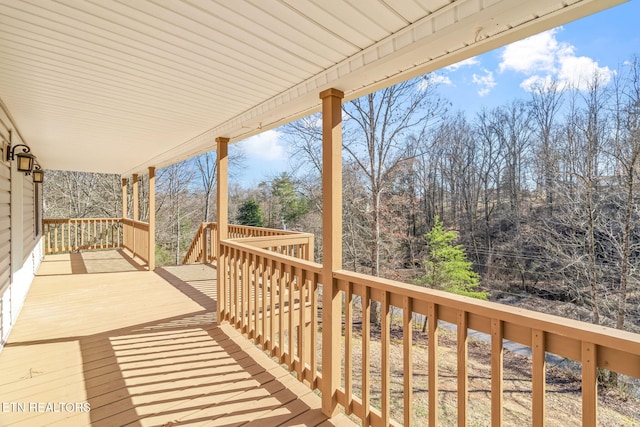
[6, 144, 36, 173]
[32, 163, 44, 183]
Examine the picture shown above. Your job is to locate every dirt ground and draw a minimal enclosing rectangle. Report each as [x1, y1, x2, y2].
[304, 278, 640, 426]
[322, 321, 640, 426]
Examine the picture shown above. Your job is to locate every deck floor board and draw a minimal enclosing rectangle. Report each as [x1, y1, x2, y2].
[0, 252, 353, 427]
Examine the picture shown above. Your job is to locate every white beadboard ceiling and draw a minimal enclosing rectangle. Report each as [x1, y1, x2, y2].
[0, 0, 627, 175]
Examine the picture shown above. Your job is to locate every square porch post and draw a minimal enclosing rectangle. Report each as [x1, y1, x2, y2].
[121, 178, 127, 219]
[216, 137, 229, 323]
[320, 88, 344, 417]
[148, 166, 155, 271]
[132, 173, 139, 221]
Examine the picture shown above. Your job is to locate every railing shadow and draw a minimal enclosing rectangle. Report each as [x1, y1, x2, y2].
[37, 249, 146, 276]
[1, 263, 331, 426]
[116, 248, 147, 271]
[154, 265, 217, 312]
[69, 252, 88, 274]
[81, 266, 324, 426]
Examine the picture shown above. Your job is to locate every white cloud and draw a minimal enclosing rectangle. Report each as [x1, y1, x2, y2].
[446, 57, 480, 71]
[520, 75, 555, 92]
[472, 69, 496, 96]
[240, 129, 287, 161]
[418, 74, 452, 92]
[557, 55, 614, 91]
[499, 30, 563, 74]
[500, 28, 614, 92]
[428, 74, 453, 86]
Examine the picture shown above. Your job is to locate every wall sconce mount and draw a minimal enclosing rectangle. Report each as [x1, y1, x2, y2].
[32, 163, 44, 183]
[6, 144, 36, 173]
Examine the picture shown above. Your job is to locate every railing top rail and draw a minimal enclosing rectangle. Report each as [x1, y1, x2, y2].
[334, 269, 640, 355]
[182, 222, 311, 265]
[121, 218, 150, 226]
[232, 233, 314, 246]
[222, 238, 322, 275]
[182, 222, 208, 265]
[228, 224, 302, 236]
[43, 217, 123, 222]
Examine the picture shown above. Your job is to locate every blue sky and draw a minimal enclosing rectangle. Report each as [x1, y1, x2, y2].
[231, 1, 640, 187]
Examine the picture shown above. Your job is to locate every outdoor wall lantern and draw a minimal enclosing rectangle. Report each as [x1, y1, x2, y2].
[32, 163, 44, 183]
[6, 143, 36, 173]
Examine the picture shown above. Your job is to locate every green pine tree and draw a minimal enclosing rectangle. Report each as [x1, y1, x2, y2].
[415, 216, 486, 299]
[414, 216, 486, 331]
[236, 199, 264, 227]
[271, 173, 308, 226]
[259, 173, 309, 228]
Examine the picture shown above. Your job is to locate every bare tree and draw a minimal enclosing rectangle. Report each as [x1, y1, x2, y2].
[538, 74, 612, 325]
[492, 100, 533, 286]
[343, 77, 445, 276]
[474, 108, 506, 276]
[342, 76, 445, 321]
[195, 151, 217, 223]
[576, 73, 611, 325]
[529, 79, 564, 218]
[286, 114, 324, 179]
[44, 171, 121, 218]
[156, 161, 196, 265]
[194, 146, 246, 223]
[609, 58, 640, 332]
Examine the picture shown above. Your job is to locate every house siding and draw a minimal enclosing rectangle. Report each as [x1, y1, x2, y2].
[0, 142, 10, 349]
[0, 159, 9, 296]
[0, 121, 43, 350]
[22, 176, 35, 258]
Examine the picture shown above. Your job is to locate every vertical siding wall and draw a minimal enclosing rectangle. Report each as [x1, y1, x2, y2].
[23, 176, 35, 258]
[0, 154, 10, 348]
[0, 110, 43, 350]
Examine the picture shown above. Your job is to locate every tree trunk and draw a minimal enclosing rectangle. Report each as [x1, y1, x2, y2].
[370, 189, 381, 324]
[616, 173, 634, 330]
[586, 190, 600, 325]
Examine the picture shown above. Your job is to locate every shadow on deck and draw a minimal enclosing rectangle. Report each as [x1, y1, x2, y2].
[0, 251, 352, 426]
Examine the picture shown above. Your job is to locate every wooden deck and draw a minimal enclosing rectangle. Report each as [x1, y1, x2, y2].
[0, 251, 354, 427]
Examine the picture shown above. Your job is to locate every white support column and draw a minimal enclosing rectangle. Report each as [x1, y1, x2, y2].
[216, 137, 229, 323]
[320, 88, 344, 417]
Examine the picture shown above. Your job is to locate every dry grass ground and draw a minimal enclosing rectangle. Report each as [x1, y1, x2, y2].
[328, 319, 639, 426]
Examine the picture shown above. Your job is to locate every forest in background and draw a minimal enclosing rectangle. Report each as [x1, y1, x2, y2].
[43, 57, 640, 337]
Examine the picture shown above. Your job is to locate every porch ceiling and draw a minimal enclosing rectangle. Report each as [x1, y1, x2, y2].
[0, 0, 626, 175]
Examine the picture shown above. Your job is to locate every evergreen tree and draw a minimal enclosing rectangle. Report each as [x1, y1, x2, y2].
[415, 216, 485, 331]
[237, 199, 264, 227]
[259, 173, 309, 229]
[272, 173, 308, 226]
[415, 216, 485, 299]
